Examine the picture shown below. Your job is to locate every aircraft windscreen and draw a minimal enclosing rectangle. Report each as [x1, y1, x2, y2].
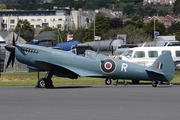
[121, 50, 133, 57]
[85, 50, 96, 59]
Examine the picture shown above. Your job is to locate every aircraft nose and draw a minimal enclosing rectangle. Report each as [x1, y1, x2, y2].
[5, 44, 15, 52]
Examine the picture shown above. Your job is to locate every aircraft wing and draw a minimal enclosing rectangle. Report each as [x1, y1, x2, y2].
[34, 60, 103, 78]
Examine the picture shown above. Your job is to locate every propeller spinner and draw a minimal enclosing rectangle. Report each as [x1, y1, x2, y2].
[5, 34, 18, 68]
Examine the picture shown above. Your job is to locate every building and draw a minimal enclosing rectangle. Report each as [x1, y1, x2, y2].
[147, 14, 180, 27]
[143, 0, 176, 5]
[0, 7, 119, 32]
[0, 8, 73, 31]
[0, 0, 19, 5]
[151, 16, 171, 27]
[112, 8, 123, 17]
[36, 0, 54, 4]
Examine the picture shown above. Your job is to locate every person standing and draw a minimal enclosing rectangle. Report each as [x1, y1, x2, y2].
[114, 79, 128, 86]
[110, 55, 128, 86]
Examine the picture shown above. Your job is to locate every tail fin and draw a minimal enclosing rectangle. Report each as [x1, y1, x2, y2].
[146, 51, 175, 82]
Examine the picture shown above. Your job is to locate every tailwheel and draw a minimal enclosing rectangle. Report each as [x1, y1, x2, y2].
[37, 78, 47, 88]
[105, 78, 112, 85]
[152, 81, 158, 87]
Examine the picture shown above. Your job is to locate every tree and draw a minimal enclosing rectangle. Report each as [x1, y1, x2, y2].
[83, 2, 96, 9]
[148, 9, 157, 16]
[40, 26, 55, 33]
[131, 14, 142, 21]
[135, 19, 144, 28]
[94, 0, 107, 8]
[74, 0, 85, 10]
[173, 0, 180, 15]
[167, 21, 180, 34]
[83, 12, 110, 41]
[158, 10, 165, 16]
[123, 3, 135, 15]
[72, 27, 87, 42]
[167, 21, 180, 42]
[174, 32, 180, 41]
[136, 7, 145, 17]
[109, 18, 123, 29]
[143, 20, 166, 38]
[14, 19, 35, 42]
[0, 4, 7, 9]
[104, 24, 152, 44]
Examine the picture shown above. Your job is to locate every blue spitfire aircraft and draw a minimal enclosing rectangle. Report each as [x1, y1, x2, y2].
[5, 36, 175, 88]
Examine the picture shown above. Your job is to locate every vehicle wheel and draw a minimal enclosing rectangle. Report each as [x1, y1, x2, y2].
[105, 78, 112, 85]
[132, 80, 140, 84]
[37, 78, 47, 88]
[152, 81, 158, 87]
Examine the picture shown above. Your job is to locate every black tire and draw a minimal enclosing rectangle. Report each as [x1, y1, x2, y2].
[105, 78, 112, 85]
[131, 80, 140, 84]
[152, 81, 158, 87]
[37, 78, 46, 88]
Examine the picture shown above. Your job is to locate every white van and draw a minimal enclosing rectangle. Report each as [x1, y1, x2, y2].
[120, 46, 180, 66]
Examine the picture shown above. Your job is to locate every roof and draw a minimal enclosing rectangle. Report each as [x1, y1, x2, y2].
[100, 12, 117, 19]
[0, 31, 26, 43]
[28, 39, 53, 45]
[34, 31, 56, 40]
[112, 8, 123, 12]
[0, 35, 5, 43]
[0, 31, 9, 38]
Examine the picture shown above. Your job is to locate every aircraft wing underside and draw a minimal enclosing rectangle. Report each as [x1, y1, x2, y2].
[34, 61, 79, 79]
[34, 60, 103, 79]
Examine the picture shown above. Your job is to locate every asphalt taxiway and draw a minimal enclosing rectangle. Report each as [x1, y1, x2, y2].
[0, 85, 180, 120]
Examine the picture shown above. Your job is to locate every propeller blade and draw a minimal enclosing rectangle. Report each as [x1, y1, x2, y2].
[11, 51, 15, 67]
[12, 34, 16, 46]
[5, 33, 16, 68]
[6, 52, 12, 68]
[5, 44, 15, 52]
[6, 51, 15, 68]
[15, 31, 20, 42]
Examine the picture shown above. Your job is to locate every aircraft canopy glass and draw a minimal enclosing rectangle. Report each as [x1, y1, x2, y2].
[85, 50, 96, 59]
[121, 50, 133, 57]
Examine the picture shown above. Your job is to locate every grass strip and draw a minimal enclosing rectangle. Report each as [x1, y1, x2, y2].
[0, 71, 179, 86]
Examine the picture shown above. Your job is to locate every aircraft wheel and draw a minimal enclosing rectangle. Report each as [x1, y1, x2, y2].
[132, 80, 140, 84]
[37, 78, 47, 88]
[105, 78, 112, 85]
[152, 81, 158, 87]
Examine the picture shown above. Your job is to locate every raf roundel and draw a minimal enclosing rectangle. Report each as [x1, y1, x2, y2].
[100, 58, 117, 74]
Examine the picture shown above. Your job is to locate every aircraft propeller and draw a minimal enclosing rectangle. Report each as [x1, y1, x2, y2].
[5, 34, 18, 68]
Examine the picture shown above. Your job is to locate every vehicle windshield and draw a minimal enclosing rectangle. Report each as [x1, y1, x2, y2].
[165, 41, 180, 46]
[121, 50, 133, 57]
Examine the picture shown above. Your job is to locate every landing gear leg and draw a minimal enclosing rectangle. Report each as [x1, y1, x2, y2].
[36, 71, 54, 88]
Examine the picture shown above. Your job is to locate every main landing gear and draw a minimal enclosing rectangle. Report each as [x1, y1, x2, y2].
[36, 71, 54, 88]
[152, 81, 158, 87]
[105, 78, 112, 85]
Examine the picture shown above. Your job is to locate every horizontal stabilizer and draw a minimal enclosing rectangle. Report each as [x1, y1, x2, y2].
[146, 51, 175, 82]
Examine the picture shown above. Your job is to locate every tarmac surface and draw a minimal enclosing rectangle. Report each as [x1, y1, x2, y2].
[0, 85, 180, 120]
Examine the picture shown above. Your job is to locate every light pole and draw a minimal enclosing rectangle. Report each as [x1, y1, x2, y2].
[19, 23, 23, 43]
[94, 12, 96, 41]
[58, 28, 60, 43]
